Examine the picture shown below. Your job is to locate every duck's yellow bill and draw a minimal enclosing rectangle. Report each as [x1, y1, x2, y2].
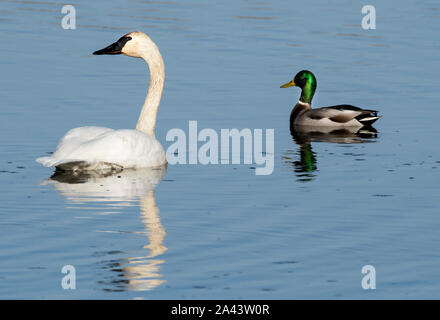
[280, 80, 295, 88]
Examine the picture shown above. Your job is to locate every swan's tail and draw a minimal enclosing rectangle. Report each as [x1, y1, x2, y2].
[36, 156, 123, 172]
[36, 156, 55, 167]
[36, 156, 77, 168]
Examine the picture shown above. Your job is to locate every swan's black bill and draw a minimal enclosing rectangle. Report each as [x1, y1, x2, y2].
[93, 36, 132, 55]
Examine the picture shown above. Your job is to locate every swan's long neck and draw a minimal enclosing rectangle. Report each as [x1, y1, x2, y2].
[136, 44, 165, 137]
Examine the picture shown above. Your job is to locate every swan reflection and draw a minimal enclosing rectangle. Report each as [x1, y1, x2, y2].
[284, 125, 378, 182]
[42, 166, 167, 292]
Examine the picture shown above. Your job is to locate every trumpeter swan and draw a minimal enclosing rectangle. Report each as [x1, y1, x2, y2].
[36, 31, 167, 171]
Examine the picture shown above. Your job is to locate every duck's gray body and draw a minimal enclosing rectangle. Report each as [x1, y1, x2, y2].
[290, 101, 380, 128]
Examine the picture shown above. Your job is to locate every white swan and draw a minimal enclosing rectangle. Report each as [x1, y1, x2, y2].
[37, 31, 167, 171]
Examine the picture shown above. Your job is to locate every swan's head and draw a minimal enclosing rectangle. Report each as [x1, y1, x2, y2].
[93, 31, 158, 59]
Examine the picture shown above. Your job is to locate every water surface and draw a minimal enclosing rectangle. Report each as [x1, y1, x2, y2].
[1, 0, 440, 299]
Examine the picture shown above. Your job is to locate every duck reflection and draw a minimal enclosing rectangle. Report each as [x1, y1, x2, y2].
[284, 125, 378, 182]
[42, 166, 167, 292]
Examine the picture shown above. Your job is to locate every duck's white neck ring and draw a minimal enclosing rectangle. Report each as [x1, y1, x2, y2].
[297, 100, 311, 107]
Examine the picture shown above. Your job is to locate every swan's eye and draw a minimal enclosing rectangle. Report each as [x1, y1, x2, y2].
[117, 36, 132, 43]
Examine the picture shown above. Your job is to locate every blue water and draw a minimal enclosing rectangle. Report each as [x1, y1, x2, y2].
[1, 0, 440, 299]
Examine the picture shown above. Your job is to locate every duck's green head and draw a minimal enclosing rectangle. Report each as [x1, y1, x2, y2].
[281, 70, 317, 104]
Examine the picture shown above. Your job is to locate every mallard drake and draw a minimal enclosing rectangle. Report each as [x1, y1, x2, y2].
[281, 70, 380, 127]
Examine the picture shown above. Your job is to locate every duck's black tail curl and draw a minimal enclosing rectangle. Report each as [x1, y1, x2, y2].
[356, 110, 380, 126]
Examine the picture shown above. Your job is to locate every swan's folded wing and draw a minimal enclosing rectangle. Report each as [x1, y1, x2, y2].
[57, 126, 114, 148]
[37, 127, 115, 167]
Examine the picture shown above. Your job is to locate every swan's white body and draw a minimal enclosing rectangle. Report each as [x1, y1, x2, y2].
[37, 126, 166, 170]
[37, 32, 167, 171]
